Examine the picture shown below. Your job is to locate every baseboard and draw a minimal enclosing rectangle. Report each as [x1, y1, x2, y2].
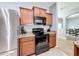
[55, 45, 59, 47]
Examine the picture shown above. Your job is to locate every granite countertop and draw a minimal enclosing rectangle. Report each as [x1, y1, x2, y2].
[74, 40, 79, 48]
[50, 31, 56, 34]
[19, 31, 56, 38]
[19, 33, 35, 38]
[44, 31, 56, 34]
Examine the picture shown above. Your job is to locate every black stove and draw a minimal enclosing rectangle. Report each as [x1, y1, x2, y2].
[32, 28, 49, 55]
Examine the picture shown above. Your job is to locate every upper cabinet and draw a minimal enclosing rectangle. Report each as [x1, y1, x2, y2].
[33, 7, 46, 17]
[20, 7, 53, 25]
[46, 13, 52, 25]
[20, 7, 33, 25]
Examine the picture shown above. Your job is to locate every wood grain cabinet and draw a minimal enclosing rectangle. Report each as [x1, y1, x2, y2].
[46, 13, 52, 25]
[33, 7, 46, 17]
[74, 44, 79, 56]
[49, 32, 56, 48]
[19, 36, 35, 56]
[20, 7, 53, 25]
[20, 7, 33, 25]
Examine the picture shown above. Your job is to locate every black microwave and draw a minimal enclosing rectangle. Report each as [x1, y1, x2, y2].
[34, 16, 46, 25]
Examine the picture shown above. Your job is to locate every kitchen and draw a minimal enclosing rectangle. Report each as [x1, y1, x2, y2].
[0, 2, 57, 56]
[19, 6, 56, 56]
[0, 2, 79, 56]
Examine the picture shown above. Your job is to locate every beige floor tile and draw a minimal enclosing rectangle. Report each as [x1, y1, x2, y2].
[31, 48, 68, 56]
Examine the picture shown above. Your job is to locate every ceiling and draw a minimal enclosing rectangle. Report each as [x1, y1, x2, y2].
[16, 2, 55, 9]
[31, 2, 55, 9]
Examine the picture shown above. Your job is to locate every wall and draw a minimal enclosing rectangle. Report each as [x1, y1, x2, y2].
[22, 25, 49, 32]
[49, 3, 57, 31]
[49, 3, 58, 47]
[66, 16, 79, 29]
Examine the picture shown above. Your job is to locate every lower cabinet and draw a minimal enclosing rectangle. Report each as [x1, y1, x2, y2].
[74, 44, 79, 56]
[49, 32, 56, 48]
[19, 36, 35, 56]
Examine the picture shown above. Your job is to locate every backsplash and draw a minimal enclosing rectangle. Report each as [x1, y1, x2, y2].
[21, 24, 49, 32]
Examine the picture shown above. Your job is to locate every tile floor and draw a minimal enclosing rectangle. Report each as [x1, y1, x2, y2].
[32, 47, 68, 56]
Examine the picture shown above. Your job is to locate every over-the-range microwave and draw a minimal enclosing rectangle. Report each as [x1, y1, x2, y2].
[33, 16, 46, 25]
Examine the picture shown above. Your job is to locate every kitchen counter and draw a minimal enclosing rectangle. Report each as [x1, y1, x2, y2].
[74, 40, 79, 48]
[44, 31, 56, 34]
[50, 31, 56, 34]
[19, 33, 35, 38]
[19, 31, 56, 38]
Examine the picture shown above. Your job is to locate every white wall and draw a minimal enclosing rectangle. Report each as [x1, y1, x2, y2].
[66, 16, 79, 29]
[49, 3, 57, 31]
[23, 25, 49, 32]
[49, 3, 58, 47]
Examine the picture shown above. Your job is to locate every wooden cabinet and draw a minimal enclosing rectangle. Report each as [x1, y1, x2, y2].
[46, 13, 52, 25]
[20, 7, 33, 25]
[49, 32, 56, 48]
[74, 44, 79, 56]
[33, 7, 46, 17]
[33, 7, 53, 25]
[19, 36, 35, 56]
[20, 7, 53, 25]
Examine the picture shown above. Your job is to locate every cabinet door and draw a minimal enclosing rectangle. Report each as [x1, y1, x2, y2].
[74, 44, 79, 56]
[33, 7, 46, 17]
[20, 37, 35, 56]
[20, 7, 33, 25]
[46, 13, 52, 25]
[49, 34, 56, 48]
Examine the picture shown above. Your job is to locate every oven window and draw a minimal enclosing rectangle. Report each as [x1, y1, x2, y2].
[35, 34, 49, 47]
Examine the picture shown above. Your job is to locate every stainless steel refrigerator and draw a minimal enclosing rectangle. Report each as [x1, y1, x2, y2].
[0, 8, 19, 56]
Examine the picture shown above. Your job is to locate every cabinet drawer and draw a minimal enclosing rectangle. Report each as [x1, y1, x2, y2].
[50, 34, 56, 36]
[20, 36, 35, 42]
[50, 35, 56, 37]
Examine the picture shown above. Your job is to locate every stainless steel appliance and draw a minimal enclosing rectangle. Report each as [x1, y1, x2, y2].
[0, 8, 19, 56]
[32, 28, 49, 55]
[34, 16, 46, 25]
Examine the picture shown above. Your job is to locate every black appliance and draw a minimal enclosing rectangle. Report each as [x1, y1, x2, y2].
[34, 16, 46, 25]
[32, 28, 49, 55]
[47, 28, 50, 32]
[21, 26, 26, 34]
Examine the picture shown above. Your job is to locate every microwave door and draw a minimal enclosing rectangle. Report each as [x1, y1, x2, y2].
[35, 20, 43, 25]
[34, 16, 46, 25]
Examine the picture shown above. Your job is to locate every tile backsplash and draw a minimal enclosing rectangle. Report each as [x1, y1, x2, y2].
[21, 24, 49, 32]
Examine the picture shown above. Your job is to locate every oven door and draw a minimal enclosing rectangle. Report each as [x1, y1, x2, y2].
[35, 34, 49, 49]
